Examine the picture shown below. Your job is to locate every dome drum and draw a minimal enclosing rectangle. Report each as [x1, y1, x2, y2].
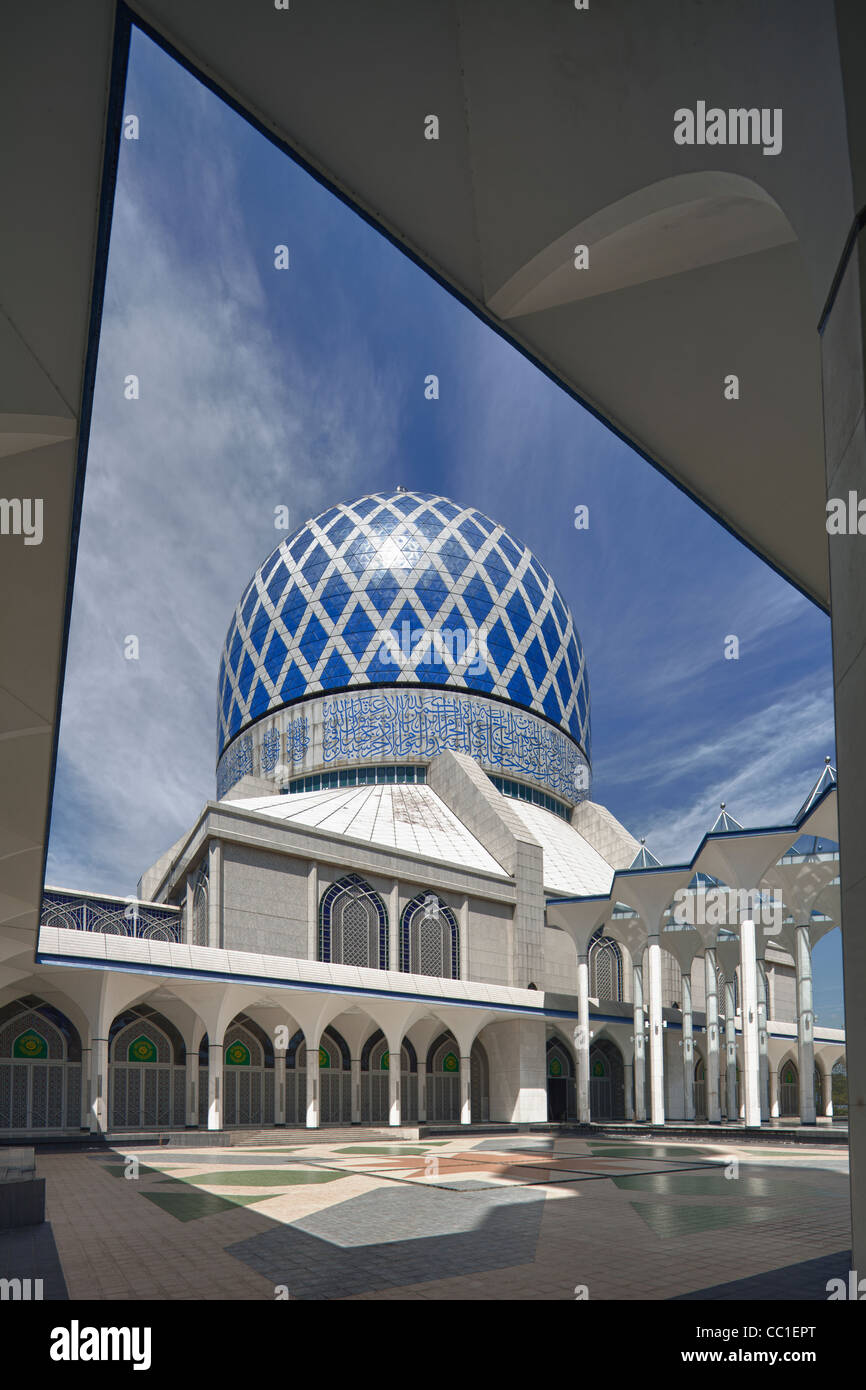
[216, 686, 591, 803]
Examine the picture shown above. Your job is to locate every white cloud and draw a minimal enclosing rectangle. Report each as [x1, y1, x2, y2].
[47, 142, 401, 894]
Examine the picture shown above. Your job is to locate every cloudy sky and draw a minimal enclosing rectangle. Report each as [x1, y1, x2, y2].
[46, 27, 842, 1024]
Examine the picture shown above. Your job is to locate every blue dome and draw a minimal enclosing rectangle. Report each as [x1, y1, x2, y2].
[217, 490, 590, 762]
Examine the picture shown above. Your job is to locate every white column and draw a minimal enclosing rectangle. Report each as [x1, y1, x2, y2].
[795, 924, 817, 1124]
[646, 933, 665, 1124]
[208, 1041, 223, 1130]
[740, 918, 762, 1128]
[824, 1072, 834, 1119]
[459, 1054, 472, 1124]
[351, 1055, 361, 1124]
[388, 1051, 401, 1126]
[418, 1064, 428, 1122]
[724, 981, 738, 1121]
[459, 896, 469, 980]
[186, 1051, 199, 1126]
[90, 1036, 109, 1134]
[704, 949, 721, 1122]
[633, 963, 646, 1122]
[576, 950, 590, 1123]
[681, 972, 695, 1120]
[306, 1041, 320, 1128]
[757, 962, 770, 1122]
[275, 1052, 286, 1126]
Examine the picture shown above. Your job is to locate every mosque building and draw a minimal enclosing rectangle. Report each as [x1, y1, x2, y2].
[1, 489, 846, 1135]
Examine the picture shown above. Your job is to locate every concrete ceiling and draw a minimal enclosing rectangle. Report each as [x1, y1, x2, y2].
[0, 1, 855, 948]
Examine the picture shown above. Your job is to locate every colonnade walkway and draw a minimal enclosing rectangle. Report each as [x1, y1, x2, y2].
[2, 1130, 849, 1301]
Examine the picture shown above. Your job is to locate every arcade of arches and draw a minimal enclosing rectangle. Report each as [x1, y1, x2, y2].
[1, 991, 846, 1132]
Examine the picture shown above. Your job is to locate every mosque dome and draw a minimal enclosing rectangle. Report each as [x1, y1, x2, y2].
[217, 490, 590, 801]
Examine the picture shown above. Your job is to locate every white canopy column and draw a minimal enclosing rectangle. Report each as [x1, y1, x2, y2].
[764, 843, 840, 1126]
[662, 926, 702, 1122]
[716, 938, 742, 1122]
[606, 914, 652, 1124]
[697, 823, 799, 1129]
[611, 860, 693, 1127]
[701, 943, 722, 1123]
[546, 896, 611, 1125]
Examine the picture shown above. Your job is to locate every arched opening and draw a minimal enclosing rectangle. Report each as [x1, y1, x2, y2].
[546, 1035, 576, 1121]
[588, 928, 623, 1001]
[361, 1031, 418, 1123]
[110, 1008, 185, 1129]
[425, 1034, 489, 1123]
[694, 1056, 706, 1119]
[400, 893, 459, 978]
[319, 874, 388, 969]
[222, 1018, 274, 1127]
[0, 997, 82, 1131]
[813, 1064, 824, 1115]
[471, 1039, 489, 1122]
[589, 1037, 626, 1119]
[780, 1059, 799, 1117]
[284, 1025, 351, 1125]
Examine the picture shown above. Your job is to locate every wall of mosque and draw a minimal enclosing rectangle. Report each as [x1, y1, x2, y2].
[464, 899, 514, 985]
[221, 844, 309, 956]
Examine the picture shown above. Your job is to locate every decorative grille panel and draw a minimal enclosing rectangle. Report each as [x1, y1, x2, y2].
[340, 897, 373, 967]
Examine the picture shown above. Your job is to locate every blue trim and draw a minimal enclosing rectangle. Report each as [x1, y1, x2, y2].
[34, 951, 575, 1018]
[400, 893, 459, 977]
[546, 781, 838, 910]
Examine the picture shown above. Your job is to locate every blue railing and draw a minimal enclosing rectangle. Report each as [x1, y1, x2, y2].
[40, 888, 182, 943]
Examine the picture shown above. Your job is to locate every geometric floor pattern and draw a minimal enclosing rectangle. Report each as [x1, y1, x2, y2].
[23, 1133, 851, 1300]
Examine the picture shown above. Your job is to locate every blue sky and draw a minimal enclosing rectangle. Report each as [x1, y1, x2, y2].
[46, 28, 842, 1024]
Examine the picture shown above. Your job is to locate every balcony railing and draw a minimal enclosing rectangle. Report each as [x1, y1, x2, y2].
[40, 887, 182, 943]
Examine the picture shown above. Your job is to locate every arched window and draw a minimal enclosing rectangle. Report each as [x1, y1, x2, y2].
[400, 893, 459, 978]
[717, 968, 739, 1017]
[588, 927, 623, 1000]
[192, 865, 208, 947]
[780, 1059, 799, 1116]
[319, 874, 388, 969]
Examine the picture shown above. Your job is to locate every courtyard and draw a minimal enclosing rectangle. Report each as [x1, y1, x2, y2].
[2, 1131, 850, 1301]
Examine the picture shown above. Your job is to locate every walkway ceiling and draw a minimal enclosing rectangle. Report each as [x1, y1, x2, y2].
[0, 2, 853, 941]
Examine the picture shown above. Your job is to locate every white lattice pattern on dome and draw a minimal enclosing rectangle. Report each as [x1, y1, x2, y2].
[217, 490, 590, 761]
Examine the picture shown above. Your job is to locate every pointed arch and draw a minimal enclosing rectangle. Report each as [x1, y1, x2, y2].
[589, 1035, 625, 1119]
[110, 1010, 184, 1129]
[780, 1057, 799, 1117]
[400, 892, 459, 978]
[192, 861, 209, 947]
[319, 873, 388, 969]
[588, 927, 623, 1001]
[0, 997, 82, 1131]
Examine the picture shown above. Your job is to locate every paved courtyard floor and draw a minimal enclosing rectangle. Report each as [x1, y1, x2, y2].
[6, 1133, 852, 1300]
